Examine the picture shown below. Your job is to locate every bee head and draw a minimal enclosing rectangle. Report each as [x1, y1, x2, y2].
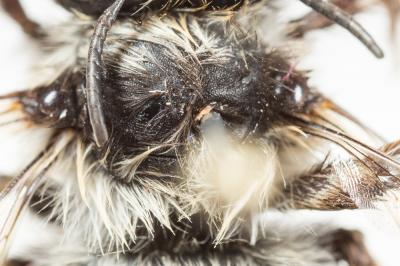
[85, 15, 321, 182]
[18, 15, 320, 181]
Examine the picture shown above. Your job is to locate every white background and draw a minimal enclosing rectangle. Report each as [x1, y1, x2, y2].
[1, 0, 400, 265]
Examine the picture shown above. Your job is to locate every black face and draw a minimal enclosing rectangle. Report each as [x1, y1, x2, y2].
[95, 38, 319, 178]
[57, 0, 246, 16]
[19, 18, 320, 181]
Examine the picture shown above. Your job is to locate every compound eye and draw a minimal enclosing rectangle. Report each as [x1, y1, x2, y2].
[272, 69, 313, 111]
[39, 88, 66, 115]
[20, 73, 80, 128]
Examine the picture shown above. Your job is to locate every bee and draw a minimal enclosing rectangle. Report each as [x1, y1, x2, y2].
[0, 0, 398, 265]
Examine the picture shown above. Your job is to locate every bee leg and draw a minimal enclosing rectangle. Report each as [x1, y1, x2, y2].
[0, 0, 44, 38]
[275, 140, 400, 210]
[4, 259, 31, 266]
[277, 170, 358, 210]
[256, 220, 376, 265]
[298, 0, 383, 58]
[289, 0, 362, 38]
[322, 229, 377, 266]
[276, 164, 397, 211]
[86, 0, 125, 148]
[258, 216, 376, 265]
